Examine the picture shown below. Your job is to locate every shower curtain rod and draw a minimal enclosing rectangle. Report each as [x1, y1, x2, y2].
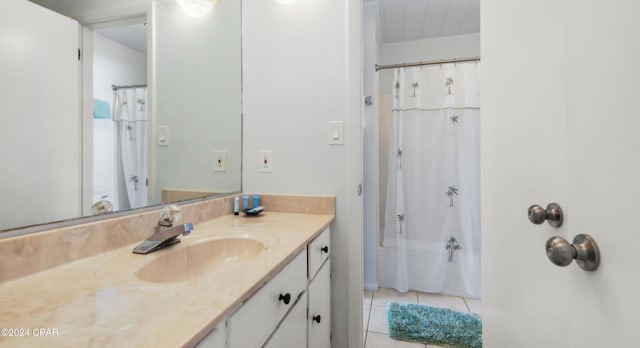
[112, 84, 147, 91]
[375, 56, 480, 72]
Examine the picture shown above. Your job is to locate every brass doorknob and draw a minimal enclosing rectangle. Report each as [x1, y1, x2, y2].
[545, 234, 600, 271]
[528, 203, 563, 227]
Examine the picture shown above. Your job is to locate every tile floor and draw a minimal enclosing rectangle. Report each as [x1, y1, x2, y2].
[363, 287, 482, 348]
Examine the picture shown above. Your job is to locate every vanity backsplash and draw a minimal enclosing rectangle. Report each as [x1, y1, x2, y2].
[0, 194, 334, 283]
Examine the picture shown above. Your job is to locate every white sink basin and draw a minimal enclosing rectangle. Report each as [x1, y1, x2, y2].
[135, 236, 268, 283]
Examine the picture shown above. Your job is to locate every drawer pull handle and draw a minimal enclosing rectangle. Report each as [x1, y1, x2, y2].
[321, 246, 329, 253]
[279, 293, 291, 305]
[312, 314, 322, 324]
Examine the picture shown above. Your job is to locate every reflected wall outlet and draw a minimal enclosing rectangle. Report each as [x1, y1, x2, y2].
[259, 150, 272, 173]
[214, 150, 226, 172]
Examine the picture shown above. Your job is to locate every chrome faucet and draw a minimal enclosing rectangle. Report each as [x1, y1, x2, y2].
[132, 205, 193, 254]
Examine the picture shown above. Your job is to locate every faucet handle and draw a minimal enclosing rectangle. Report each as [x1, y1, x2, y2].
[159, 204, 182, 227]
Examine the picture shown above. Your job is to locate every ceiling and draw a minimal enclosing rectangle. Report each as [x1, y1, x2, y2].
[95, 23, 147, 54]
[28, 0, 149, 54]
[368, 0, 480, 43]
[28, 0, 151, 24]
[27, 0, 480, 51]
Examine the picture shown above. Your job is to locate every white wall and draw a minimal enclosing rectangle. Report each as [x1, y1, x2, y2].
[377, 33, 480, 252]
[243, 0, 361, 346]
[0, 0, 80, 230]
[151, 0, 241, 202]
[92, 32, 147, 210]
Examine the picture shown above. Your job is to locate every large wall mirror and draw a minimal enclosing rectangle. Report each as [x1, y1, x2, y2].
[0, 0, 242, 233]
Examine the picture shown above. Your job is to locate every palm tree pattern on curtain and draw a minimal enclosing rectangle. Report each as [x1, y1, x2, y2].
[397, 214, 405, 235]
[137, 98, 145, 111]
[446, 77, 454, 95]
[446, 185, 458, 207]
[411, 82, 419, 97]
[446, 237, 462, 262]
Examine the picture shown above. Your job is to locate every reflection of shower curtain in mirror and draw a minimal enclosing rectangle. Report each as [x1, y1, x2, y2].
[113, 87, 148, 209]
[380, 63, 481, 298]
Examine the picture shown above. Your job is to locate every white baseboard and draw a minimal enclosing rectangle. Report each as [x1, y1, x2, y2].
[364, 282, 379, 292]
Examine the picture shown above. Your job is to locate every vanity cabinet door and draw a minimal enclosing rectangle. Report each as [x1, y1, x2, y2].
[194, 323, 226, 348]
[228, 250, 307, 348]
[308, 259, 331, 348]
[308, 228, 330, 280]
[263, 292, 308, 348]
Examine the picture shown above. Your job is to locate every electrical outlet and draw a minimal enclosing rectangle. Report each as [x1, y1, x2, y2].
[259, 150, 272, 173]
[214, 150, 226, 172]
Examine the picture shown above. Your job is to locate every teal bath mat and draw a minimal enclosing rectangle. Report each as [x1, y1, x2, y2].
[386, 302, 482, 348]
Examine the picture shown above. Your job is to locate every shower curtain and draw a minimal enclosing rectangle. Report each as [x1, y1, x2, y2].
[379, 62, 481, 298]
[113, 87, 148, 209]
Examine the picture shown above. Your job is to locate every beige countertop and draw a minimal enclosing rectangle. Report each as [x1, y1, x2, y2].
[0, 212, 334, 347]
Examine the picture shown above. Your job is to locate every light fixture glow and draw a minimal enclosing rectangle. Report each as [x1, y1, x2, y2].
[176, 0, 217, 18]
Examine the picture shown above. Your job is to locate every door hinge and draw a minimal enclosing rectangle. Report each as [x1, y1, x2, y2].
[78, 48, 81, 61]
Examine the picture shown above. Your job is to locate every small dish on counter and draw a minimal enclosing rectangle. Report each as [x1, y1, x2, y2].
[243, 206, 264, 216]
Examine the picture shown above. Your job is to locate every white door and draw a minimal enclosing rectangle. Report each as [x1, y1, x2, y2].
[0, 0, 80, 230]
[483, 1, 640, 347]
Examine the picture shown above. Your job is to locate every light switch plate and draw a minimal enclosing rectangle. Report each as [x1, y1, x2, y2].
[328, 121, 344, 145]
[259, 150, 272, 173]
[214, 150, 226, 172]
[158, 126, 169, 146]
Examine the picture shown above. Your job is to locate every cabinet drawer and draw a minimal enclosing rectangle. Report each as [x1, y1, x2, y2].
[228, 249, 307, 348]
[308, 260, 331, 348]
[308, 228, 330, 280]
[263, 292, 307, 348]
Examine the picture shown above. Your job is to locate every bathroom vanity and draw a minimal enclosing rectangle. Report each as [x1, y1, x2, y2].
[198, 227, 331, 347]
[0, 195, 334, 347]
